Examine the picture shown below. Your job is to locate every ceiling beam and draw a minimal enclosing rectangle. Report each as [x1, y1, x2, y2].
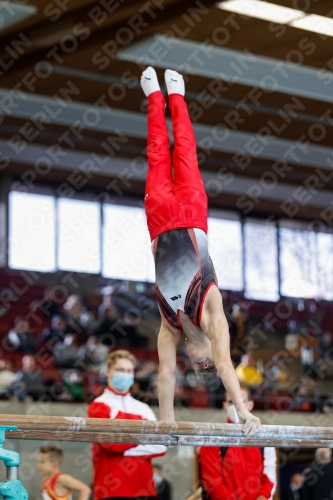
[117, 34, 333, 103]
[1, 140, 332, 209]
[50, 64, 326, 125]
[0, 0, 207, 78]
[0, 2, 37, 32]
[1, 88, 332, 169]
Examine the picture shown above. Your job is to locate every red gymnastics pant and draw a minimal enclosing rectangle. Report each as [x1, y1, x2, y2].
[144, 91, 208, 241]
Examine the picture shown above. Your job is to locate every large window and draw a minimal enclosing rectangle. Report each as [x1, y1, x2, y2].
[279, 222, 333, 300]
[8, 192, 56, 272]
[279, 221, 317, 298]
[317, 231, 333, 300]
[102, 205, 154, 282]
[57, 198, 101, 274]
[208, 213, 243, 291]
[244, 219, 279, 301]
[7, 190, 333, 300]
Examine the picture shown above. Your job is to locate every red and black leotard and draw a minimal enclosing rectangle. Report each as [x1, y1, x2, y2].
[144, 90, 217, 329]
[153, 228, 217, 330]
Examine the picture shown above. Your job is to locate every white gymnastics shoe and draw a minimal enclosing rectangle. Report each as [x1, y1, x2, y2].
[140, 66, 160, 97]
[164, 69, 185, 96]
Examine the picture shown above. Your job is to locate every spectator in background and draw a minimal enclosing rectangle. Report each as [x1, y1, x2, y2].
[61, 371, 85, 402]
[38, 316, 67, 344]
[88, 350, 166, 500]
[77, 336, 109, 371]
[145, 371, 159, 406]
[281, 473, 304, 500]
[319, 330, 332, 358]
[0, 360, 16, 399]
[13, 355, 45, 401]
[97, 295, 116, 320]
[53, 334, 79, 369]
[294, 376, 319, 411]
[315, 448, 332, 465]
[266, 357, 290, 391]
[93, 304, 119, 346]
[235, 354, 263, 387]
[62, 294, 93, 335]
[135, 361, 158, 391]
[153, 464, 171, 500]
[200, 385, 276, 500]
[301, 448, 333, 500]
[230, 303, 247, 352]
[94, 298, 148, 348]
[30, 288, 61, 319]
[131, 380, 146, 403]
[301, 344, 314, 375]
[7, 317, 35, 354]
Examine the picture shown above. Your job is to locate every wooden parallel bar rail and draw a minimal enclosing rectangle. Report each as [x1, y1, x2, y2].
[1, 415, 332, 447]
[6, 430, 333, 448]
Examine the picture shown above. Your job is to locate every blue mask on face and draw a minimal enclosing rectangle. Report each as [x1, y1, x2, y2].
[112, 373, 134, 392]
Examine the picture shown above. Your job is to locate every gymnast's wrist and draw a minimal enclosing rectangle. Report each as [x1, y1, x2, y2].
[159, 412, 175, 422]
[235, 403, 247, 413]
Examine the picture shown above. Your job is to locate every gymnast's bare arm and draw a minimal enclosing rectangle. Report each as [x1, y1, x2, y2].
[200, 286, 261, 437]
[157, 309, 183, 422]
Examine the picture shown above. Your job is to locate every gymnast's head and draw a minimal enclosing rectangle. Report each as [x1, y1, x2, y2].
[185, 337, 217, 374]
[37, 445, 63, 475]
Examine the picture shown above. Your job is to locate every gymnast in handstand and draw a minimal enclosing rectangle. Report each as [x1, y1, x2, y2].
[141, 67, 260, 437]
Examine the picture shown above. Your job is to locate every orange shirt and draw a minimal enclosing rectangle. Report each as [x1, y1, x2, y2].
[42, 472, 72, 500]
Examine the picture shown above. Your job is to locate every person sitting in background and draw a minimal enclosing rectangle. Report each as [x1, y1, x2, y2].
[266, 357, 290, 391]
[134, 361, 159, 405]
[281, 473, 304, 500]
[135, 361, 158, 390]
[131, 380, 147, 403]
[30, 288, 61, 319]
[88, 349, 166, 500]
[301, 448, 333, 500]
[38, 316, 67, 344]
[300, 343, 314, 375]
[0, 360, 16, 399]
[235, 353, 263, 386]
[61, 371, 85, 402]
[77, 336, 109, 371]
[62, 294, 93, 335]
[53, 333, 79, 369]
[315, 448, 332, 465]
[95, 311, 148, 348]
[230, 303, 247, 352]
[97, 294, 115, 319]
[200, 384, 276, 500]
[13, 355, 45, 402]
[92, 304, 121, 346]
[7, 317, 35, 354]
[153, 464, 171, 500]
[319, 330, 332, 358]
[38, 445, 91, 500]
[294, 376, 319, 411]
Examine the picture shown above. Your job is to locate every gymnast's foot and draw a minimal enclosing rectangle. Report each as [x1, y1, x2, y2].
[165, 69, 185, 96]
[141, 66, 160, 97]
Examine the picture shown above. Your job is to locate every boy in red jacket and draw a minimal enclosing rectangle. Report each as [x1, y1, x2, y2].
[88, 350, 166, 500]
[200, 386, 276, 500]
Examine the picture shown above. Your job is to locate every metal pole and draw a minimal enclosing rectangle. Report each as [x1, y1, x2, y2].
[6, 467, 18, 481]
